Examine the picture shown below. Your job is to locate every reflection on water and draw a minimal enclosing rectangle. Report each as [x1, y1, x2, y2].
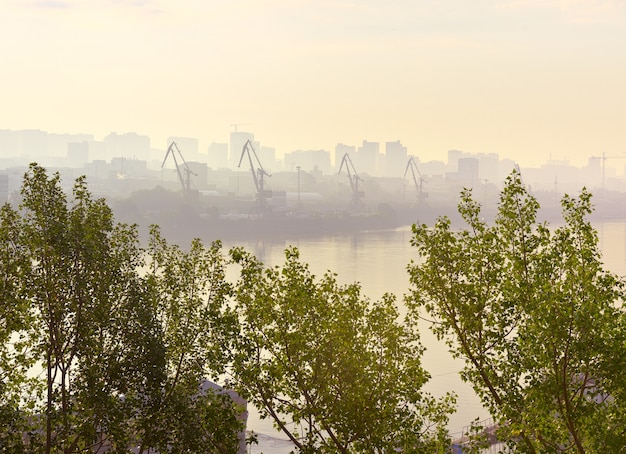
[223, 226, 487, 438]
[597, 221, 626, 276]
[225, 220, 626, 440]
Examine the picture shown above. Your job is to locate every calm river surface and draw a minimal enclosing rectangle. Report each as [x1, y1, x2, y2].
[223, 220, 626, 441]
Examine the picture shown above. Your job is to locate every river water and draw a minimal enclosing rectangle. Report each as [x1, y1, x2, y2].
[223, 219, 626, 444]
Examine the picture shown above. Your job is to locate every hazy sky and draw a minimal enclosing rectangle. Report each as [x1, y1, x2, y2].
[2, 0, 625, 167]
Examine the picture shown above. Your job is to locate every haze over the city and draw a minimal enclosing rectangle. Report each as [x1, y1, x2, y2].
[2, 0, 625, 168]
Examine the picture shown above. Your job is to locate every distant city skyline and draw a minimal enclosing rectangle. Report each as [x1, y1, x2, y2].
[2, 0, 626, 169]
[4, 125, 626, 199]
[1, 126, 618, 173]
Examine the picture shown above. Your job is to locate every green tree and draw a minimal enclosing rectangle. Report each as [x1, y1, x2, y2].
[0, 200, 37, 451]
[407, 170, 626, 452]
[230, 246, 454, 453]
[0, 164, 243, 453]
[16, 164, 153, 452]
[139, 227, 243, 454]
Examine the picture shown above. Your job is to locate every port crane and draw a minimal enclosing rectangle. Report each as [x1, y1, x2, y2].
[238, 139, 272, 215]
[338, 153, 364, 209]
[404, 157, 427, 206]
[161, 141, 197, 194]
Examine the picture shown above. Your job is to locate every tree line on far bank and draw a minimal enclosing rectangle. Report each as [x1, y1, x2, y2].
[1, 164, 624, 453]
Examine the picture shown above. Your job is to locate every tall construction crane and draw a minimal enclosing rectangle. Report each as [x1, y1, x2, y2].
[238, 139, 272, 215]
[338, 153, 364, 209]
[590, 152, 626, 189]
[404, 157, 427, 206]
[230, 123, 253, 132]
[161, 141, 197, 193]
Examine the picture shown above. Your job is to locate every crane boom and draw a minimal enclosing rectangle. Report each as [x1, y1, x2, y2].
[238, 140, 271, 193]
[161, 141, 197, 192]
[404, 157, 427, 206]
[338, 153, 364, 209]
[238, 139, 272, 215]
[404, 157, 421, 192]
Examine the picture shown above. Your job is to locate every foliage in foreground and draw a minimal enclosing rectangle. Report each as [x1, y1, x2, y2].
[0, 164, 242, 453]
[12, 164, 626, 453]
[230, 246, 455, 453]
[407, 170, 626, 453]
[2, 164, 456, 454]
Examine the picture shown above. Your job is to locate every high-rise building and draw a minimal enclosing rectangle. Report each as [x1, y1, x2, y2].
[384, 140, 407, 177]
[0, 130, 21, 157]
[356, 140, 380, 176]
[67, 142, 90, 168]
[448, 149, 463, 171]
[207, 142, 228, 169]
[476, 153, 499, 185]
[48, 133, 94, 157]
[458, 157, 479, 188]
[0, 130, 94, 165]
[20, 129, 47, 158]
[259, 146, 277, 172]
[111, 157, 149, 179]
[186, 161, 209, 189]
[84, 160, 109, 181]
